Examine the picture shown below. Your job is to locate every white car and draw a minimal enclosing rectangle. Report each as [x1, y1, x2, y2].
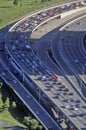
[71, 106, 78, 111]
[64, 104, 69, 109]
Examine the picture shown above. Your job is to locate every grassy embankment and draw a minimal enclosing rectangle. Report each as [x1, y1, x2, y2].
[0, 83, 29, 130]
[0, 0, 66, 29]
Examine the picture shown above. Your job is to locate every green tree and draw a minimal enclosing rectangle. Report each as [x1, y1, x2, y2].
[23, 117, 43, 130]
[0, 82, 3, 88]
[13, 0, 19, 6]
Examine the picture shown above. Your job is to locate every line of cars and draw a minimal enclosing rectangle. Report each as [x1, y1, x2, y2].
[5, 1, 86, 130]
[6, 31, 85, 129]
[0, 34, 63, 130]
[11, 0, 86, 33]
[7, 31, 86, 128]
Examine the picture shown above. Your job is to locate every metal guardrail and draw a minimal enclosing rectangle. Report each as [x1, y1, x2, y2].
[4, 1, 86, 130]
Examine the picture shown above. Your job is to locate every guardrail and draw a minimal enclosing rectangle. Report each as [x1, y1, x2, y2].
[59, 14, 86, 99]
[5, 1, 86, 130]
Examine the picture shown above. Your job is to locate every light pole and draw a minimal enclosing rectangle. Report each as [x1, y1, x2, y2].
[46, 47, 47, 66]
[37, 87, 41, 104]
[38, 88, 41, 104]
[82, 64, 86, 78]
[32, 65, 35, 75]
[82, 64, 86, 75]
[22, 71, 24, 85]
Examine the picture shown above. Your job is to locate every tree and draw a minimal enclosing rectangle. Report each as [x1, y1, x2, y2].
[0, 82, 3, 88]
[23, 117, 43, 130]
[13, 0, 19, 6]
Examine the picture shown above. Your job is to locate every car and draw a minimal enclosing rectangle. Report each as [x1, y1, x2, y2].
[1, 72, 6, 76]
[64, 104, 69, 109]
[48, 81, 54, 85]
[13, 79, 17, 84]
[12, 45, 16, 51]
[57, 88, 64, 91]
[53, 95, 59, 99]
[64, 88, 69, 91]
[79, 112, 86, 117]
[55, 92, 62, 96]
[63, 92, 69, 95]
[70, 106, 78, 111]
[76, 22, 80, 25]
[75, 103, 80, 108]
[68, 92, 73, 96]
[74, 59, 79, 63]
[63, 98, 74, 103]
[35, 111, 40, 115]
[25, 44, 31, 50]
[57, 81, 62, 85]
[82, 104, 86, 108]
[27, 95, 31, 99]
[76, 99, 81, 103]
[59, 85, 65, 88]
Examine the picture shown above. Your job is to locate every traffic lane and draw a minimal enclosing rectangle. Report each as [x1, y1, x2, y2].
[0, 40, 62, 130]
[40, 78, 86, 130]
[36, 41, 62, 75]
[7, 45, 33, 75]
[63, 17, 86, 62]
[60, 31, 85, 72]
[35, 38, 83, 97]
[60, 29, 86, 97]
[61, 25, 86, 77]
[0, 54, 61, 130]
[26, 52, 86, 129]
[1, 73, 61, 130]
[35, 37, 83, 96]
[52, 32, 73, 75]
[5, 40, 86, 129]
[49, 33, 86, 128]
[11, 1, 86, 32]
[53, 30, 86, 93]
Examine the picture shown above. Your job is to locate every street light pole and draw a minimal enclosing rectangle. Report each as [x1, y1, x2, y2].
[39, 88, 41, 104]
[22, 70, 24, 85]
[46, 48, 47, 66]
[82, 64, 86, 79]
[32, 66, 35, 75]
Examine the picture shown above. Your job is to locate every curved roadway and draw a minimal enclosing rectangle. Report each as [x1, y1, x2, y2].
[0, 1, 86, 130]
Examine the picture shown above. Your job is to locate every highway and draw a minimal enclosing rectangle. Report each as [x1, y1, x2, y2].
[0, 1, 86, 130]
[52, 16, 86, 96]
[0, 40, 63, 130]
[31, 6, 86, 130]
[59, 17, 86, 77]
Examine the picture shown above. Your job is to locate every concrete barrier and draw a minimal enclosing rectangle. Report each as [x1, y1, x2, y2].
[60, 13, 86, 31]
[61, 6, 86, 18]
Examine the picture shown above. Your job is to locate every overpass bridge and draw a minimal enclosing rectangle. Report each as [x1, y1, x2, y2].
[1, 0, 85, 130]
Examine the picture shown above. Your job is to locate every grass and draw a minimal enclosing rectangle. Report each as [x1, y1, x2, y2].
[0, 82, 44, 130]
[0, 83, 28, 129]
[0, 126, 5, 130]
[0, 0, 66, 29]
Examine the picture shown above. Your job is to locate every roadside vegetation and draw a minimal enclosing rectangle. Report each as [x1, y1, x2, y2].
[0, 126, 5, 130]
[0, 82, 26, 129]
[0, 81, 43, 130]
[0, 0, 66, 29]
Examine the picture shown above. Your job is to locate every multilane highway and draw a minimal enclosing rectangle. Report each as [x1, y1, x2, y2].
[0, 1, 86, 130]
[0, 39, 62, 130]
[32, 12, 86, 130]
